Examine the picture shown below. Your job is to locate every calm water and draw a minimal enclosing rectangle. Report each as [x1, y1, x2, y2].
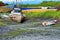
[5, 5, 41, 10]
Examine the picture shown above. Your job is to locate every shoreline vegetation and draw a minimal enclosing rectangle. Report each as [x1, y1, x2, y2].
[24, 10, 60, 19]
[20, 1, 60, 7]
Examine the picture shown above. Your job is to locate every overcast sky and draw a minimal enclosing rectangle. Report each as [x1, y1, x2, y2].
[0, 0, 60, 4]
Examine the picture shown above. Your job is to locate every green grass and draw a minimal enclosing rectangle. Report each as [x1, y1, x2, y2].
[0, 13, 8, 26]
[0, 22, 7, 26]
[0, 13, 2, 16]
[0, 29, 39, 38]
[0, 13, 9, 16]
[25, 11, 60, 19]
